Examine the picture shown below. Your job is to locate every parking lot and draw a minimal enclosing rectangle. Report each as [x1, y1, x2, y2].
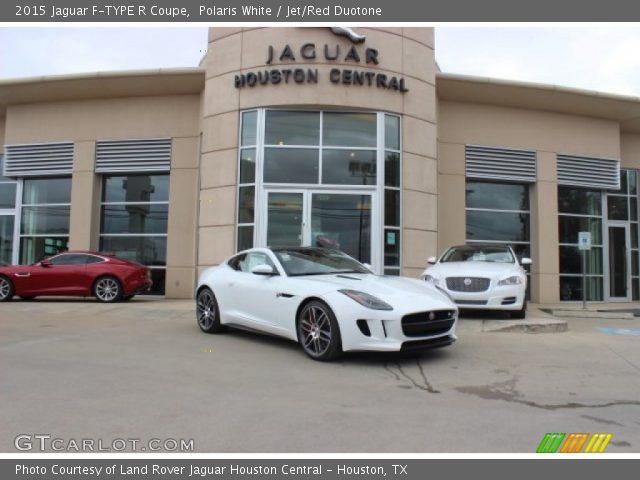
[1, 298, 639, 453]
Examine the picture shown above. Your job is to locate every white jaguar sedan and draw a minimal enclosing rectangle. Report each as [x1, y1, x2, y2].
[196, 247, 458, 361]
[421, 244, 531, 318]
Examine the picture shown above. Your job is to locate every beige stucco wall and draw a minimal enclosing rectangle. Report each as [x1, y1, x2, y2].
[200, 27, 437, 277]
[437, 100, 621, 303]
[621, 133, 640, 169]
[0, 117, 5, 147]
[4, 95, 201, 298]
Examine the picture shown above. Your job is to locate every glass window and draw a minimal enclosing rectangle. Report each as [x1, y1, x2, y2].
[23, 177, 71, 205]
[0, 216, 14, 265]
[607, 196, 628, 220]
[466, 182, 530, 211]
[102, 175, 169, 203]
[100, 236, 167, 266]
[238, 187, 255, 223]
[559, 246, 603, 275]
[237, 226, 254, 252]
[228, 254, 246, 271]
[558, 187, 602, 215]
[49, 254, 88, 265]
[466, 210, 530, 242]
[0, 183, 17, 209]
[19, 236, 69, 264]
[384, 152, 400, 187]
[101, 204, 168, 235]
[322, 150, 376, 185]
[384, 228, 400, 267]
[264, 148, 318, 184]
[385, 115, 400, 151]
[265, 111, 319, 146]
[239, 148, 256, 184]
[385, 190, 400, 227]
[558, 216, 602, 245]
[85, 256, 104, 264]
[100, 174, 169, 294]
[323, 112, 377, 148]
[560, 276, 604, 301]
[238, 252, 276, 273]
[241, 111, 258, 146]
[21, 206, 71, 235]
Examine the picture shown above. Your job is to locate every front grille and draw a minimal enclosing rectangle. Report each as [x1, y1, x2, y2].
[456, 299, 488, 306]
[401, 310, 456, 338]
[401, 336, 456, 351]
[446, 277, 490, 292]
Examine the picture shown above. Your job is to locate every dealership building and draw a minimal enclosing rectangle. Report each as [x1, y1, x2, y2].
[1, 26, 639, 303]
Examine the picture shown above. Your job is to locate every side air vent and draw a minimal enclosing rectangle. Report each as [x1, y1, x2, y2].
[96, 138, 171, 173]
[3, 142, 74, 177]
[557, 154, 620, 190]
[466, 145, 537, 183]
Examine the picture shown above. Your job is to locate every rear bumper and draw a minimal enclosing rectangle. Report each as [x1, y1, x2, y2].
[125, 279, 153, 295]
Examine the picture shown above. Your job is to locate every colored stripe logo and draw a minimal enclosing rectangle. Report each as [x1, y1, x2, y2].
[537, 433, 612, 453]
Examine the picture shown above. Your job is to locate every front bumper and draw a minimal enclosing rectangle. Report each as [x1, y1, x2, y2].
[324, 292, 458, 352]
[442, 283, 526, 311]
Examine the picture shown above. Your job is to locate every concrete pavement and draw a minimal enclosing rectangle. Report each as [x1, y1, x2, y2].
[0, 298, 638, 453]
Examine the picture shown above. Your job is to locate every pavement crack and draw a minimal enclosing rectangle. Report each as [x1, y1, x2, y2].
[455, 378, 640, 411]
[580, 414, 624, 427]
[386, 358, 440, 393]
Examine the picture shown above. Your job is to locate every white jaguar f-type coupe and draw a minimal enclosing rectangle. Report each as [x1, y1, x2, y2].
[196, 247, 458, 361]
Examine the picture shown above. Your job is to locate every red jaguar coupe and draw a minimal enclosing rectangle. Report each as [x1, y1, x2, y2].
[0, 251, 152, 302]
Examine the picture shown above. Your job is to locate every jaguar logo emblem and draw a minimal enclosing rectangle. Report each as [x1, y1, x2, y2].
[464, 278, 472, 286]
[429, 312, 436, 321]
[329, 27, 366, 44]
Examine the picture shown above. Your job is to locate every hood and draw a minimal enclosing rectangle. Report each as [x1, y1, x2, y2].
[423, 261, 523, 280]
[294, 273, 454, 305]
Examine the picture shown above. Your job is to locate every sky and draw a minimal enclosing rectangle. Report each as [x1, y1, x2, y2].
[3, 27, 640, 97]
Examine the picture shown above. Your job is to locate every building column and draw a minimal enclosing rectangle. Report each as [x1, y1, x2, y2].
[531, 151, 560, 303]
[436, 142, 466, 253]
[165, 136, 200, 299]
[68, 141, 100, 250]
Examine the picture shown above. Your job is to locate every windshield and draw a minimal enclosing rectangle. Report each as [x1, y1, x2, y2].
[273, 248, 371, 276]
[441, 245, 515, 263]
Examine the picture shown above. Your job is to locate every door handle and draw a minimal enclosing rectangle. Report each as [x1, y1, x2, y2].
[14, 273, 31, 277]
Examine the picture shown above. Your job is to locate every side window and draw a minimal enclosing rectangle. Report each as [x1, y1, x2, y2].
[239, 252, 276, 273]
[227, 254, 246, 271]
[85, 255, 105, 264]
[49, 254, 87, 265]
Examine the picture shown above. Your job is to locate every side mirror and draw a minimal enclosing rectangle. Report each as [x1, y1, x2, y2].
[521, 258, 532, 266]
[251, 264, 275, 276]
[427, 256, 437, 265]
[40, 260, 51, 268]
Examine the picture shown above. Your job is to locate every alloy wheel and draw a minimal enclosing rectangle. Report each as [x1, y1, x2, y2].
[0, 277, 10, 301]
[95, 278, 120, 302]
[299, 304, 333, 357]
[197, 290, 216, 330]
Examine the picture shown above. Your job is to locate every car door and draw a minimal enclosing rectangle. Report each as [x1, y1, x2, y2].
[225, 252, 289, 335]
[24, 253, 88, 295]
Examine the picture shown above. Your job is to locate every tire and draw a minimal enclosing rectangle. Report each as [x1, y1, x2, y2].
[93, 276, 123, 303]
[297, 300, 342, 361]
[122, 295, 135, 301]
[196, 288, 225, 333]
[511, 300, 527, 319]
[0, 276, 14, 302]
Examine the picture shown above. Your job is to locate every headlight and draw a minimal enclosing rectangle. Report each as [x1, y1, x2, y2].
[498, 275, 523, 286]
[424, 274, 440, 286]
[339, 289, 393, 311]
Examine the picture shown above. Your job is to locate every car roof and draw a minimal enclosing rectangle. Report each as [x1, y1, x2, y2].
[449, 244, 512, 250]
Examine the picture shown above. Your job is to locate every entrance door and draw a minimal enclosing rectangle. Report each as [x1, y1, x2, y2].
[0, 215, 15, 265]
[264, 190, 374, 267]
[607, 223, 631, 301]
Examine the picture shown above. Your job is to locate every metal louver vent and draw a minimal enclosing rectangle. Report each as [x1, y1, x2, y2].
[96, 138, 171, 173]
[557, 154, 620, 190]
[466, 145, 537, 183]
[3, 142, 74, 177]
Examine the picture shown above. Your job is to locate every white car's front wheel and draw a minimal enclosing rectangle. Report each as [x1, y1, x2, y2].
[297, 300, 342, 361]
[197, 288, 225, 333]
